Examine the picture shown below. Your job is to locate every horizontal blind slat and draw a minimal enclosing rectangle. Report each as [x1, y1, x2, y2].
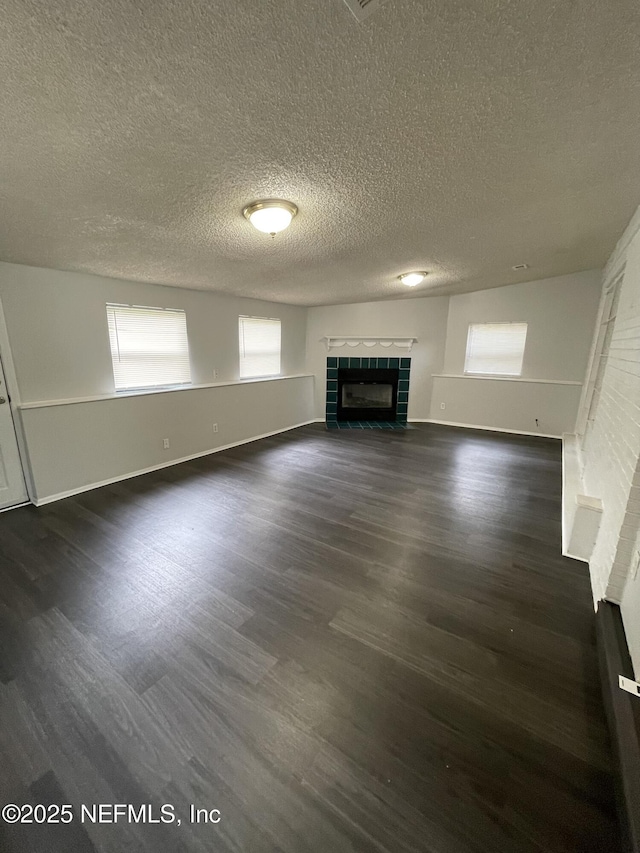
[464, 323, 527, 376]
[239, 317, 281, 378]
[107, 304, 192, 390]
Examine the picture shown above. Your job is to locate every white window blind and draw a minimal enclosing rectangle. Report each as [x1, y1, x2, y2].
[239, 316, 281, 379]
[106, 304, 192, 391]
[464, 322, 528, 376]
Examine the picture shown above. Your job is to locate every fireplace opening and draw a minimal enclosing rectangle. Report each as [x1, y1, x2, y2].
[337, 368, 399, 422]
[342, 383, 393, 409]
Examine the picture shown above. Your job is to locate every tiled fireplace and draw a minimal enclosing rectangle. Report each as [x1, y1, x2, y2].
[325, 356, 412, 429]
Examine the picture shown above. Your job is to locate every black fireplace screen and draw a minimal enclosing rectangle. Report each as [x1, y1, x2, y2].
[342, 383, 393, 409]
[336, 367, 399, 421]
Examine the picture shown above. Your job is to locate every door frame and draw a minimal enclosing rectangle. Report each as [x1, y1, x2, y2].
[0, 295, 35, 505]
[575, 262, 625, 443]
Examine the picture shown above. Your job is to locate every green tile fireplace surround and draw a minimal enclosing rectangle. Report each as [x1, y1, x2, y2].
[325, 356, 411, 430]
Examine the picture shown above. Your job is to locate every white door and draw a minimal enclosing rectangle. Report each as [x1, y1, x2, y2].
[0, 355, 28, 509]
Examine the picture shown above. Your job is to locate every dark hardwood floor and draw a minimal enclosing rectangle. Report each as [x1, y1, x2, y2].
[0, 423, 622, 852]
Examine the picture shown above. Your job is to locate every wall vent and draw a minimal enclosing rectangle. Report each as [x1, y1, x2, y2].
[341, 0, 386, 22]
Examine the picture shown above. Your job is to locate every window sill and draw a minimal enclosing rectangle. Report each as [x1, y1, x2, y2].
[18, 374, 314, 410]
[432, 374, 582, 385]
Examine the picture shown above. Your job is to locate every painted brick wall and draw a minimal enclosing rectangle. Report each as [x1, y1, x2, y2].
[580, 204, 640, 674]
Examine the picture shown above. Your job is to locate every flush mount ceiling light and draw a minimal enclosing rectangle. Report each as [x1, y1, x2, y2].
[399, 271, 427, 287]
[243, 199, 298, 236]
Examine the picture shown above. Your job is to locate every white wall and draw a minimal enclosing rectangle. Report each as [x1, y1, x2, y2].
[0, 262, 307, 400]
[0, 262, 313, 502]
[306, 273, 601, 433]
[576, 206, 640, 676]
[20, 377, 314, 502]
[305, 297, 450, 419]
[430, 272, 602, 436]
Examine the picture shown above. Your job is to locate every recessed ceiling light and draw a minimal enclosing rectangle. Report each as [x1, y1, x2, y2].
[399, 271, 427, 287]
[512, 263, 529, 270]
[243, 199, 298, 236]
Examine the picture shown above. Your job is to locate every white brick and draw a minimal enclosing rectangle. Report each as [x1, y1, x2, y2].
[581, 205, 640, 674]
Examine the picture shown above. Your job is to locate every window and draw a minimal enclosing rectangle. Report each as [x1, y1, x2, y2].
[106, 304, 192, 391]
[239, 316, 281, 379]
[464, 322, 528, 376]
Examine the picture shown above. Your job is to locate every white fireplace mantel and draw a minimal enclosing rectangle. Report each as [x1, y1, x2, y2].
[323, 336, 417, 351]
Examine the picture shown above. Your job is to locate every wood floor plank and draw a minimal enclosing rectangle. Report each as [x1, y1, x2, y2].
[0, 423, 622, 852]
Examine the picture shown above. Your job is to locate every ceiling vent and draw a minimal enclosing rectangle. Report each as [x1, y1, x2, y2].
[342, 0, 386, 22]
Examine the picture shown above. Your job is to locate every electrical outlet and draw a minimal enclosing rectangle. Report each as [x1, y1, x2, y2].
[440, 402, 446, 410]
[163, 438, 170, 449]
[213, 369, 219, 380]
[213, 423, 219, 433]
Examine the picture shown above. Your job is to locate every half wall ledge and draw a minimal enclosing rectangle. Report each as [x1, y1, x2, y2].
[562, 432, 603, 565]
[596, 600, 640, 853]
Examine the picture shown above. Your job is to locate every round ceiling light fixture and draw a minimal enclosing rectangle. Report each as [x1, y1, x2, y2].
[243, 199, 298, 236]
[399, 271, 427, 287]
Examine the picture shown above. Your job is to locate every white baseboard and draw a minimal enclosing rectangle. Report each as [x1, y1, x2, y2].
[33, 419, 321, 506]
[562, 550, 590, 563]
[31, 417, 558, 507]
[0, 500, 30, 513]
[409, 418, 560, 440]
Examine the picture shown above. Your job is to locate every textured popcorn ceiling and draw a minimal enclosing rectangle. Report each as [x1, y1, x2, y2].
[1, 0, 640, 305]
